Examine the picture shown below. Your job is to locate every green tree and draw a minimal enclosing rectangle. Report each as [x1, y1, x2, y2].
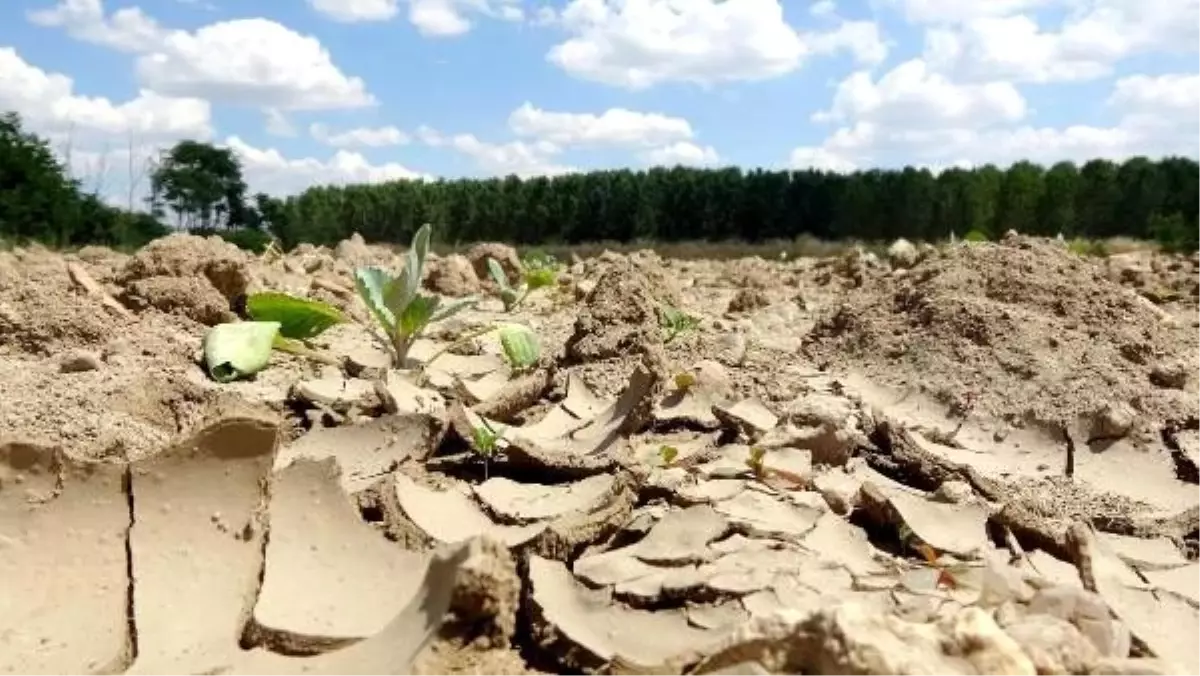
[149, 140, 249, 230]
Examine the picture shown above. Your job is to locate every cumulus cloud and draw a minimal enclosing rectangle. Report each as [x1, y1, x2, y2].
[310, 123, 411, 148]
[508, 102, 695, 147]
[28, 0, 374, 110]
[0, 46, 211, 140]
[226, 136, 428, 195]
[639, 141, 721, 167]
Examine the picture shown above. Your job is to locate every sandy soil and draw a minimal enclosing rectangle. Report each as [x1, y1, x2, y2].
[1, 232, 1197, 674]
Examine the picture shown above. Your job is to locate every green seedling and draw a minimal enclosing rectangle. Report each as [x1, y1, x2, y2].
[660, 304, 700, 344]
[658, 444, 679, 467]
[673, 371, 697, 392]
[203, 291, 345, 382]
[498, 323, 541, 371]
[745, 445, 767, 477]
[423, 322, 541, 373]
[487, 252, 561, 312]
[470, 418, 506, 479]
[354, 224, 477, 367]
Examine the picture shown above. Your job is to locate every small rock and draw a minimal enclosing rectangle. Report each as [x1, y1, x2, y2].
[1005, 614, 1099, 675]
[727, 288, 770, 314]
[887, 238, 918, 269]
[933, 480, 974, 504]
[714, 333, 747, 366]
[292, 376, 379, 413]
[1027, 587, 1131, 659]
[1089, 402, 1136, 439]
[466, 242, 522, 284]
[425, 253, 480, 297]
[59, 349, 102, 373]
[1149, 361, 1189, 390]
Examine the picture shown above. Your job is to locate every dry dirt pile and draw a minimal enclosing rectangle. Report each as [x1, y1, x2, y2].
[1, 233, 1197, 675]
[804, 234, 1198, 434]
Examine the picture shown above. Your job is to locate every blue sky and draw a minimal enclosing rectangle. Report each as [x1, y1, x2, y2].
[0, 0, 1196, 201]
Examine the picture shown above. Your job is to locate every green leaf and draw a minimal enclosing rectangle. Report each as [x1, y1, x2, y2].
[398, 294, 438, 339]
[203, 321, 280, 383]
[487, 257, 511, 291]
[524, 267, 557, 291]
[245, 291, 344, 340]
[354, 267, 396, 330]
[498, 323, 540, 370]
[391, 223, 432, 314]
[431, 295, 478, 322]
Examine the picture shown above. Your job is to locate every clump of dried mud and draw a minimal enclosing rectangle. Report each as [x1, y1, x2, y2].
[804, 234, 1199, 432]
[2, 232, 1197, 676]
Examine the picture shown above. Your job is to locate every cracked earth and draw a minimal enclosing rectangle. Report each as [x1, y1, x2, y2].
[1, 232, 1197, 674]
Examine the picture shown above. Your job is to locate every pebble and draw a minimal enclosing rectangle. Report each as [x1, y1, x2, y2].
[59, 349, 102, 373]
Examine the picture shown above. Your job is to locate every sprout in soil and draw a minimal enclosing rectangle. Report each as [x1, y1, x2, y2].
[673, 371, 697, 392]
[471, 418, 505, 479]
[203, 291, 345, 382]
[745, 445, 767, 477]
[488, 251, 561, 312]
[423, 322, 541, 373]
[354, 223, 477, 367]
[658, 444, 679, 467]
[660, 304, 700, 344]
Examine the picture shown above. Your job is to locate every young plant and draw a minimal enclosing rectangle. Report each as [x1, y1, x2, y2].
[673, 371, 697, 392]
[470, 418, 506, 479]
[203, 292, 345, 382]
[658, 444, 679, 467]
[487, 251, 561, 312]
[498, 323, 541, 371]
[745, 445, 767, 477]
[424, 322, 541, 373]
[660, 304, 700, 344]
[354, 224, 476, 367]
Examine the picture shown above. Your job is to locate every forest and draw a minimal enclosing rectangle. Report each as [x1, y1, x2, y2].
[2, 110, 1197, 253]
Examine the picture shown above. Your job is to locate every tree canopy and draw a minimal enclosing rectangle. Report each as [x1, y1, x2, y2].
[0, 112, 167, 248]
[261, 158, 1198, 253]
[2, 111, 1197, 254]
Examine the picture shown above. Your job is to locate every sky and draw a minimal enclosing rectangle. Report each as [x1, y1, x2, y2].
[0, 0, 1197, 207]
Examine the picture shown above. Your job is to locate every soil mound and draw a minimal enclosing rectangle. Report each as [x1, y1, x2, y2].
[118, 233, 252, 301]
[803, 235, 1199, 430]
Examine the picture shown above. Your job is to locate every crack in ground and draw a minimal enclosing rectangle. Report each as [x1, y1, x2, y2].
[237, 476, 275, 652]
[122, 465, 139, 667]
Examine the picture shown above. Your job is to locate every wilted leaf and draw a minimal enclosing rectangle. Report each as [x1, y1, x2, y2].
[203, 321, 280, 383]
[498, 323, 540, 370]
[245, 291, 344, 340]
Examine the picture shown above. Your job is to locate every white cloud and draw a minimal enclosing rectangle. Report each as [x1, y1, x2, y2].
[922, 0, 1200, 83]
[264, 108, 297, 137]
[418, 126, 576, 176]
[892, 0, 1051, 24]
[406, 0, 524, 36]
[225, 136, 428, 195]
[28, 0, 374, 110]
[806, 20, 889, 65]
[813, 59, 1027, 129]
[640, 141, 720, 166]
[810, 0, 837, 18]
[308, 0, 399, 22]
[508, 102, 695, 147]
[790, 70, 1200, 171]
[547, 0, 808, 88]
[310, 123, 411, 147]
[0, 46, 212, 139]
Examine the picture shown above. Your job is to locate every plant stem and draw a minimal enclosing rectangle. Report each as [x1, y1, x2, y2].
[272, 336, 341, 366]
[422, 325, 501, 366]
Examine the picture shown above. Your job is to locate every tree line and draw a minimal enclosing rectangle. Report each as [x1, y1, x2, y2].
[2, 110, 1197, 253]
